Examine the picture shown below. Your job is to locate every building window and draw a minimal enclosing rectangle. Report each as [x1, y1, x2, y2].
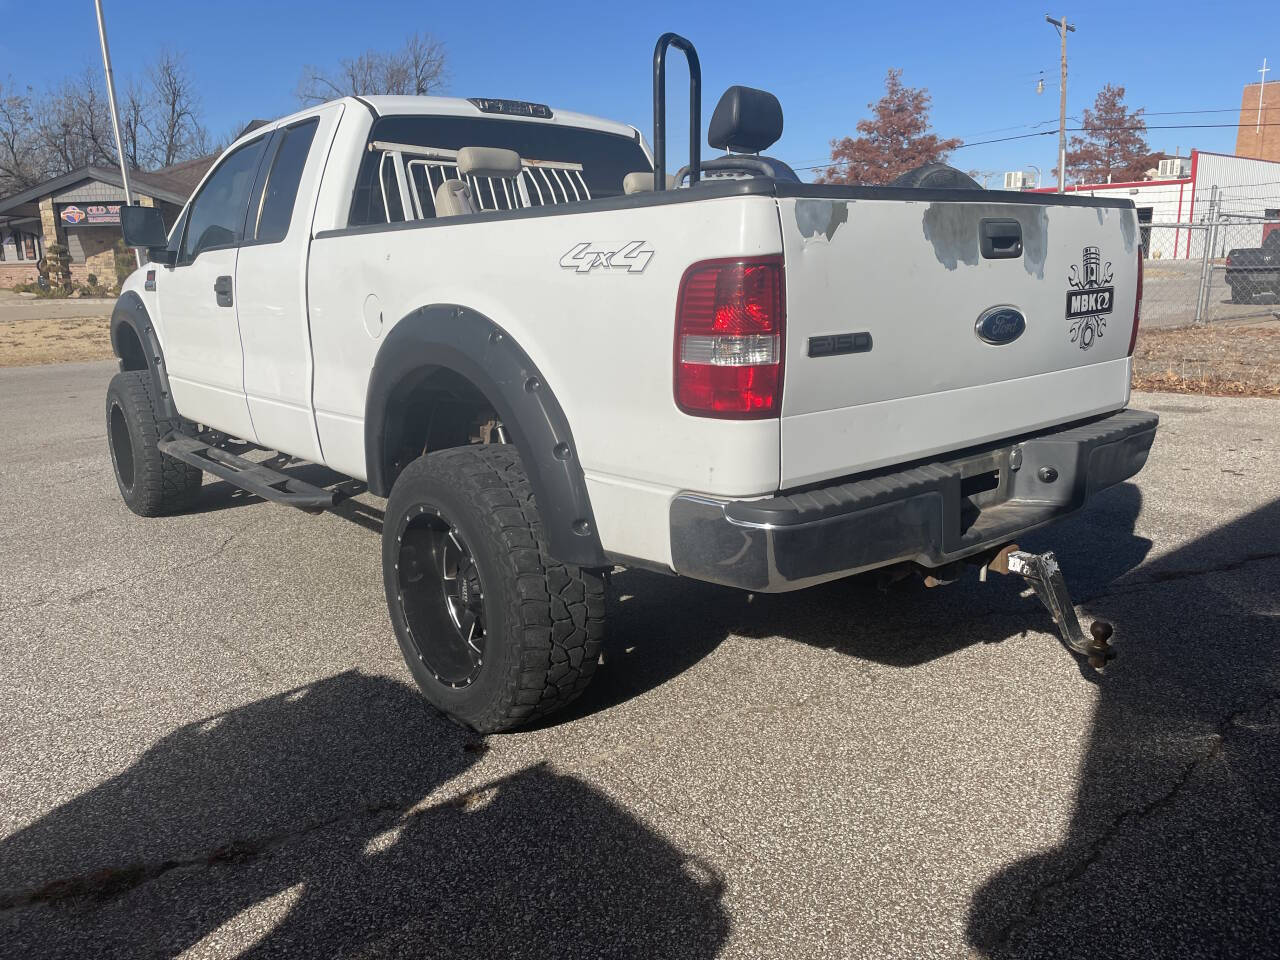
[23, 233, 37, 260]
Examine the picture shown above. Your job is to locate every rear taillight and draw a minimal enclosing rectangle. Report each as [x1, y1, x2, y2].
[1127, 248, 1143, 357]
[674, 257, 785, 418]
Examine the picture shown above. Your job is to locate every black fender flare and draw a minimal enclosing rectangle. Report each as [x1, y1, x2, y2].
[110, 291, 178, 420]
[365, 304, 607, 568]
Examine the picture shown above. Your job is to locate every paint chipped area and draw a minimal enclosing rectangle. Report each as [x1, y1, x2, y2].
[921, 202, 1050, 278]
[794, 199, 850, 242]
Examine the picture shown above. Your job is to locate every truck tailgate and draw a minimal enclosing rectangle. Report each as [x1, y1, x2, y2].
[777, 192, 1140, 487]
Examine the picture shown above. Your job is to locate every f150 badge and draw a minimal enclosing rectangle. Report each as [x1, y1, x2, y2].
[1065, 245, 1114, 350]
[560, 241, 654, 274]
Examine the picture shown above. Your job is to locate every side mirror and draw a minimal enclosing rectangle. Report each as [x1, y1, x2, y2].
[120, 204, 168, 249]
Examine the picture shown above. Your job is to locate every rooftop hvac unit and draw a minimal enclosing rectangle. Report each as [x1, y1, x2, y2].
[1157, 157, 1190, 178]
[1004, 171, 1028, 190]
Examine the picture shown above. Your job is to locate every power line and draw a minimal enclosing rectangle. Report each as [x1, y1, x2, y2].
[794, 120, 1280, 172]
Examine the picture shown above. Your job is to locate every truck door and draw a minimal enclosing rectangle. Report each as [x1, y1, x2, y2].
[156, 133, 269, 442]
[235, 104, 343, 462]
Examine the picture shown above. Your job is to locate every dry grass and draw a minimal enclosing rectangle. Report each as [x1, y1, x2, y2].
[1131, 323, 1280, 397]
[0, 316, 114, 367]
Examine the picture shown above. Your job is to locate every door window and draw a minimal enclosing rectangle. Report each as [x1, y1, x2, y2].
[251, 118, 320, 244]
[178, 136, 267, 264]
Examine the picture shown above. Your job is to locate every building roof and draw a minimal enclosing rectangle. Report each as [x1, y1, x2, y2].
[0, 159, 213, 218]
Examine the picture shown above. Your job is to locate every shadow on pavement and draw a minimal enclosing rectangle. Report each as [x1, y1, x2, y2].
[517, 483, 1154, 725]
[966, 497, 1280, 958]
[0, 672, 728, 959]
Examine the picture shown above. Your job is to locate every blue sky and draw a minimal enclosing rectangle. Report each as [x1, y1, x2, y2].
[0, 0, 1271, 183]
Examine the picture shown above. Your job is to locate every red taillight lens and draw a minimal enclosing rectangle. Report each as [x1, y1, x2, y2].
[674, 257, 785, 417]
[1128, 247, 1144, 357]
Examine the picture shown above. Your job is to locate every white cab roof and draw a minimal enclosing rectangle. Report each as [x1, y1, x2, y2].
[355, 96, 639, 141]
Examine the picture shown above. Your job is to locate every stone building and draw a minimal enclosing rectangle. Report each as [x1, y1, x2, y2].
[0, 156, 213, 289]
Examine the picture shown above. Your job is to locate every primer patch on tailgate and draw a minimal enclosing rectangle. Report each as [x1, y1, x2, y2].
[794, 199, 850, 241]
[921, 203, 1049, 278]
[1092, 206, 1137, 253]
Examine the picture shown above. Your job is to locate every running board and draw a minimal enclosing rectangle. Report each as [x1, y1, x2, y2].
[158, 433, 336, 512]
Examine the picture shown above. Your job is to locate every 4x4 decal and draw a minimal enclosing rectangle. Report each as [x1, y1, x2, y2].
[560, 241, 654, 274]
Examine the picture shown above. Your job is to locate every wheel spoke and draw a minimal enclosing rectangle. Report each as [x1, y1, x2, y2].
[459, 608, 482, 654]
[395, 509, 487, 685]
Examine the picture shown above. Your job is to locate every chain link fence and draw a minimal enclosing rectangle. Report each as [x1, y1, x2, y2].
[1140, 186, 1280, 329]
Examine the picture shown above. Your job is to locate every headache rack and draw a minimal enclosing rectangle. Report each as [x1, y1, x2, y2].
[370, 140, 593, 221]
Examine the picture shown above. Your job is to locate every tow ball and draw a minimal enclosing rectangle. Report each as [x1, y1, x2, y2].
[989, 547, 1115, 670]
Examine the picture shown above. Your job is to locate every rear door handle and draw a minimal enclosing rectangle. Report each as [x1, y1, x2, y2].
[980, 218, 1023, 259]
[214, 275, 233, 307]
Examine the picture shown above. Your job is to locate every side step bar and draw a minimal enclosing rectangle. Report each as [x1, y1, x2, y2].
[158, 433, 337, 512]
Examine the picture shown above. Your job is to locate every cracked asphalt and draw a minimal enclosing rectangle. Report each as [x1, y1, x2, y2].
[2, 360, 1278, 960]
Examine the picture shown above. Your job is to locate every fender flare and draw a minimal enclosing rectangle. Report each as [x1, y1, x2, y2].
[365, 304, 607, 568]
[110, 291, 179, 420]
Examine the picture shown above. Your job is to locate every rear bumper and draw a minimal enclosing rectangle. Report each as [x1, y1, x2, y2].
[669, 408, 1158, 592]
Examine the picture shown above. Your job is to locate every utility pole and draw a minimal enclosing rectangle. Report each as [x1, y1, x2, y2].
[1046, 14, 1076, 194]
[1258, 58, 1271, 133]
[94, 0, 140, 266]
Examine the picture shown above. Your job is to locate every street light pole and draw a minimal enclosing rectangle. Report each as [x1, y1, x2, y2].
[1046, 14, 1075, 194]
[94, 0, 141, 266]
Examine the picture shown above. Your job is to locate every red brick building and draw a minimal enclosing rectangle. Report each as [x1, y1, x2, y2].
[1235, 79, 1280, 163]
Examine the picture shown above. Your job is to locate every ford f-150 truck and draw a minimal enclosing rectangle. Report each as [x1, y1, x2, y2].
[109, 35, 1156, 731]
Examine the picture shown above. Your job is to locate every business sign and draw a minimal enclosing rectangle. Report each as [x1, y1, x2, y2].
[59, 203, 122, 226]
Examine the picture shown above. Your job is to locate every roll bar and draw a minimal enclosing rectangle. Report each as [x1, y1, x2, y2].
[652, 32, 701, 191]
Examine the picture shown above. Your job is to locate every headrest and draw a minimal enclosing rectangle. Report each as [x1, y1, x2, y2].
[708, 86, 783, 154]
[457, 146, 522, 178]
[623, 171, 677, 194]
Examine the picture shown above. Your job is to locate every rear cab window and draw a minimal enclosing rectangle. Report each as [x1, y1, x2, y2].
[349, 115, 651, 226]
[251, 118, 321, 244]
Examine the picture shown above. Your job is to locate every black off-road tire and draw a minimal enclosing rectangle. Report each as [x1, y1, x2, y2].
[383, 445, 605, 733]
[106, 370, 202, 516]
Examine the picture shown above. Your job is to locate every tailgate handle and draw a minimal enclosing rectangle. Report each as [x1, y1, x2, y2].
[980, 219, 1022, 259]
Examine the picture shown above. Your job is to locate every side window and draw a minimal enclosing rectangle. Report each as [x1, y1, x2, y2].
[178, 136, 267, 264]
[252, 118, 319, 244]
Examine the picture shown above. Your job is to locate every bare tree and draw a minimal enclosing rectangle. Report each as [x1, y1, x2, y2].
[35, 69, 118, 174]
[119, 78, 150, 171]
[297, 31, 447, 105]
[0, 80, 46, 195]
[0, 50, 215, 199]
[145, 51, 209, 168]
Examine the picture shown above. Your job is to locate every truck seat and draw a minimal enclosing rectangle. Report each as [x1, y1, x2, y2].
[435, 179, 476, 217]
[436, 147, 525, 217]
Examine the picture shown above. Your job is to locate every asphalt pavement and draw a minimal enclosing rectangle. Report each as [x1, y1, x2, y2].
[1, 361, 1277, 959]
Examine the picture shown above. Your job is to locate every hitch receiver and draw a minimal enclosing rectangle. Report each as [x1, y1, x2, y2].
[1003, 550, 1115, 669]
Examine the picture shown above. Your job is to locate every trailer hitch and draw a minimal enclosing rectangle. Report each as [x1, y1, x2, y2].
[993, 548, 1115, 669]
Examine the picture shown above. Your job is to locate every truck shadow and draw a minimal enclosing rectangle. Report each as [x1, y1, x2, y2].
[565, 483, 1153, 722]
[965, 496, 1280, 957]
[0, 672, 728, 959]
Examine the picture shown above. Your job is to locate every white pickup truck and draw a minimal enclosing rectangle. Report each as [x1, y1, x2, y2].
[109, 35, 1156, 731]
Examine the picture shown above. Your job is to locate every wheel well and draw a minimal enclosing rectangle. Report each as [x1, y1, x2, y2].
[114, 322, 148, 372]
[382, 366, 502, 490]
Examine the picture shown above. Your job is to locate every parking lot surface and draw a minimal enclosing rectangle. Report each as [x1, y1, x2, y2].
[2, 361, 1277, 959]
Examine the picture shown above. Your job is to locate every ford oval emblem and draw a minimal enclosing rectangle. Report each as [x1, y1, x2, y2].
[975, 306, 1026, 345]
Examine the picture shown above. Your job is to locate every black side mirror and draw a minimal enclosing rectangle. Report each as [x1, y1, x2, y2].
[121, 204, 168, 249]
